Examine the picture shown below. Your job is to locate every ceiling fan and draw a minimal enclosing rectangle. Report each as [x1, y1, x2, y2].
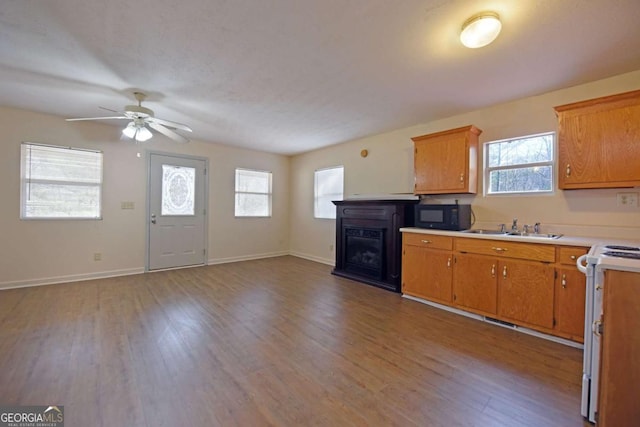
[66, 92, 192, 143]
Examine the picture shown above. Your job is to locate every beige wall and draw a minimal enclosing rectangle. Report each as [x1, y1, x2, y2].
[2, 70, 640, 286]
[290, 70, 640, 264]
[0, 107, 290, 288]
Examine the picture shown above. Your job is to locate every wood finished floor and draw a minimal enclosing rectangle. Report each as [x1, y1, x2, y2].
[0, 256, 590, 427]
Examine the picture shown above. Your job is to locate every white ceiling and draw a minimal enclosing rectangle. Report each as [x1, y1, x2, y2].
[1, 1, 640, 155]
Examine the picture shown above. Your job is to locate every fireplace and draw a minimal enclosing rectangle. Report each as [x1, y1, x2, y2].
[344, 227, 384, 280]
[332, 199, 417, 292]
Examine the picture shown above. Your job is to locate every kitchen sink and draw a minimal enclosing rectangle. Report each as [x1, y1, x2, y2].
[461, 229, 508, 235]
[505, 232, 564, 239]
[461, 229, 563, 239]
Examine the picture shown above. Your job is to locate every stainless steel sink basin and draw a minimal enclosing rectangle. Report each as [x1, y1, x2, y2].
[461, 229, 563, 239]
[461, 229, 507, 235]
[505, 232, 564, 239]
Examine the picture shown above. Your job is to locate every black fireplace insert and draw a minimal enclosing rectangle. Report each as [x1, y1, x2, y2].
[332, 199, 417, 292]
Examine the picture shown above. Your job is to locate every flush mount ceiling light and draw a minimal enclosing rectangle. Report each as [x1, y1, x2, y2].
[460, 12, 502, 48]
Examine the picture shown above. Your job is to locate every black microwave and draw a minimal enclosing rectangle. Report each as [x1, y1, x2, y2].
[414, 204, 471, 231]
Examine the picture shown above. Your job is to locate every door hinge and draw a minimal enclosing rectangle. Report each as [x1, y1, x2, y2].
[553, 317, 556, 326]
[204, 168, 207, 175]
[203, 249, 206, 256]
[453, 294, 456, 301]
[554, 270, 557, 279]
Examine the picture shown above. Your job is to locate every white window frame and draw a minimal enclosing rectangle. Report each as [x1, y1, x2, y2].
[484, 132, 556, 196]
[234, 168, 272, 218]
[20, 142, 103, 220]
[314, 166, 344, 219]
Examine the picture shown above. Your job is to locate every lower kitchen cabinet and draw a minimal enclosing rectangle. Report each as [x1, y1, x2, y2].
[553, 246, 587, 342]
[402, 234, 453, 304]
[554, 267, 586, 341]
[452, 253, 497, 315]
[497, 259, 555, 330]
[401, 231, 587, 342]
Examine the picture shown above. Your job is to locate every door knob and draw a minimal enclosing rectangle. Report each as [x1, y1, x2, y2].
[151, 214, 156, 224]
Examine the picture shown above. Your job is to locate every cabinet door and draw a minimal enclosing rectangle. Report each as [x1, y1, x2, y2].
[498, 260, 554, 329]
[554, 267, 586, 341]
[556, 90, 640, 189]
[402, 243, 425, 296]
[402, 245, 452, 304]
[412, 125, 480, 194]
[414, 135, 467, 193]
[453, 253, 497, 315]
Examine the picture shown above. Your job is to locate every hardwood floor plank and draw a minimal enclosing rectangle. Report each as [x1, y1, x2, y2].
[0, 256, 589, 426]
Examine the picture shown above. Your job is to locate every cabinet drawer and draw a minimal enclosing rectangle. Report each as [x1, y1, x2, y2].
[455, 238, 555, 262]
[557, 246, 588, 265]
[403, 233, 453, 250]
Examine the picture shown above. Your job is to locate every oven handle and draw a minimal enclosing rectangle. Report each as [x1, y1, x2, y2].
[576, 254, 588, 274]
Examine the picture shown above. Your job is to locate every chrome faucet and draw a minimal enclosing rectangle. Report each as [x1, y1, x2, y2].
[523, 224, 530, 235]
[534, 222, 541, 234]
[511, 218, 518, 232]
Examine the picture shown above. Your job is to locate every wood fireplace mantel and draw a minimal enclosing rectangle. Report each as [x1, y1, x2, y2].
[331, 199, 417, 292]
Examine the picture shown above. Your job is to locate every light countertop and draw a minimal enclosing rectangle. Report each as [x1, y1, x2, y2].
[400, 227, 640, 248]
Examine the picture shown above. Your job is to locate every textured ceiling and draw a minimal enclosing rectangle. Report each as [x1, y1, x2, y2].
[1, 0, 640, 155]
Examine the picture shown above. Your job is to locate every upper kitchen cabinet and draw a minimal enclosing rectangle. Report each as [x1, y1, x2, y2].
[412, 125, 482, 194]
[554, 89, 640, 189]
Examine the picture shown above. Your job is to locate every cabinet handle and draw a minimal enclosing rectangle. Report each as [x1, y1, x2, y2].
[561, 274, 567, 289]
[565, 164, 571, 177]
[491, 247, 508, 252]
[459, 173, 464, 183]
[447, 257, 451, 268]
[502, 265, 508, 279]
[421, 239, 432, 244]
[491, 264, 496, 277]
[570, 255, 577, 260]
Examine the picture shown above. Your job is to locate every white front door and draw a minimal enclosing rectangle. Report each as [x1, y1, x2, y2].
[147, 153, 207, 270]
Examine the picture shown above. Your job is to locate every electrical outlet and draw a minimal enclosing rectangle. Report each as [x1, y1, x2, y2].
[616, 192, 639, 207]
[94, 253, 102, 261]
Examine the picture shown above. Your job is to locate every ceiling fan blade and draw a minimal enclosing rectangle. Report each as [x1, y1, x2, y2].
[99, 106, 123, 113]
[148, 122, 190, 143]
[66, 116, 128, 121]
[147, 117, 193, 132]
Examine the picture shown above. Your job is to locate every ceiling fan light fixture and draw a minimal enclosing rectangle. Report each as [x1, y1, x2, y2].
[136, 126, 153, 142]
[460, 12, 502, 48]
[122, 122, 137, 139]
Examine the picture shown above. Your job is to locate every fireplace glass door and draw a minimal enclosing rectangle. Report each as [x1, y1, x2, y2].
[344, 227, 385, 280]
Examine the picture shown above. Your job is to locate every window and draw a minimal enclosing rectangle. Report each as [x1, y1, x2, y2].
[485, 132, 555, 195]
[235, 168, 272, 217]
[20, 142, 103, 219]
[314, 166, 344, 219]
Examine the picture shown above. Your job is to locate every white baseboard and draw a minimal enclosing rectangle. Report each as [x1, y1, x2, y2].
[0, 267, 145, 290]
[0, 251, 332, 291]
[402, 294, 583, 349]
[288, 251, 335, 266]
[207, 251, 290, 265]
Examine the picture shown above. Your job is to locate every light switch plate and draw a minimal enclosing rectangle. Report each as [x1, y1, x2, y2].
[121, 201, 135, 210]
